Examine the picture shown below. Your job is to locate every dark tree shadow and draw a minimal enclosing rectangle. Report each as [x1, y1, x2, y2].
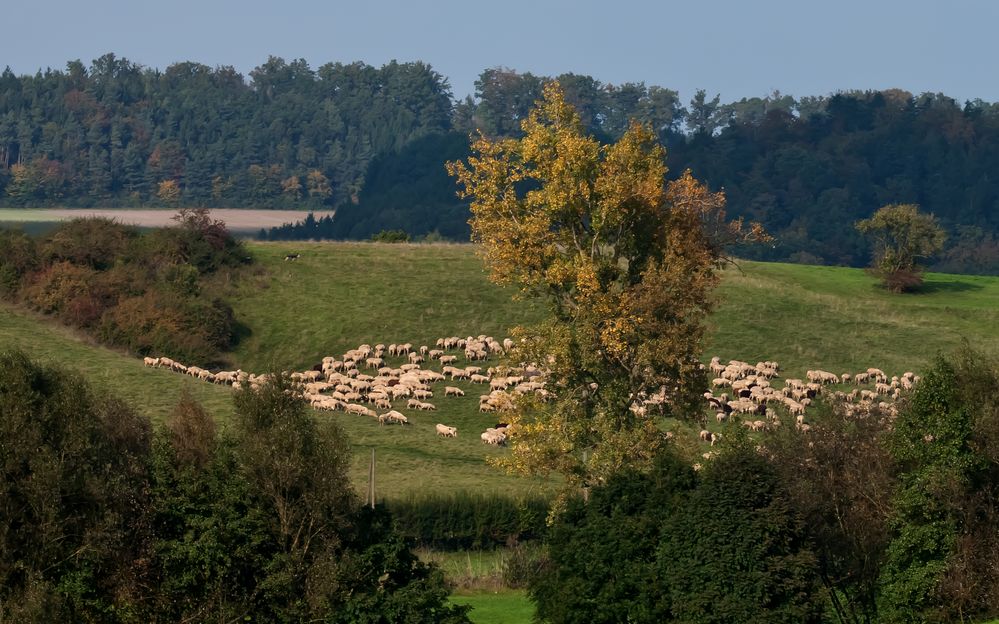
[911, 280, 984, 294]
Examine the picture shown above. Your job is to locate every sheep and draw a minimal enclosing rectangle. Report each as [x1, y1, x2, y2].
[699, 429, 712, 442]
[436, 423, 457, 437]
[481, 429, 507, 445]
[345, 403, 376, 418]
[378, 410, 408, 425]
[444, 386, 465, 397]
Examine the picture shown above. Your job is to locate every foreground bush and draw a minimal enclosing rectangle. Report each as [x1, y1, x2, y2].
[531, 448, 823, 624]
[388, 492, 549, 550]
[0, 352, 470, 623]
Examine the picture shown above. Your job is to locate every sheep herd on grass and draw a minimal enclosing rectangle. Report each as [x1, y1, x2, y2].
[143, 346, 921, 462]
[144, 335, 536, 447]
[697, 357, 919, 454]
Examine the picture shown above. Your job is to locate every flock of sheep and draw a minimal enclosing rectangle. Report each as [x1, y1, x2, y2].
[143, 344, 920, 459]
[690, 357, 920, 464]
[143, 335, 544, 447]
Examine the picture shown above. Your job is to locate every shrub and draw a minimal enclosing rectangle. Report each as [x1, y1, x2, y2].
[1, 210, 249, 363]
[0, 349, 152, 621]
[532, 447, 824, 624]
[0, 354, 470, 622]
[0, 229, 37, 296]
[387, 492, 549, 550]
[371, 229, 411, 243]
[22, 261, 117, 328]
[658, 445, 824, 624]
[100, 291, 235, 363]
[877, 350, 999, 623]
[531, 453, 698, 624]
[41, 217, 138, 270]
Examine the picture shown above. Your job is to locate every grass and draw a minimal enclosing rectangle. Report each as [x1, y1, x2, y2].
[417, 549, 508, 591]
[0, 302, 235, 421]
[228, 241, 545, 372]
[3, 240, 999, 499]
[450, 590, 534, 624]
[709, 261, 999, 376]
[231, 241, 999, 380]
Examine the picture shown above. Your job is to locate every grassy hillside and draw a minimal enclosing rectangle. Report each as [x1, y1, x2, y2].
[709, 261, 999, 375]
[228, 242, 544, 372]
[3, 240, 998, 501]
[233, 241, 999, 378]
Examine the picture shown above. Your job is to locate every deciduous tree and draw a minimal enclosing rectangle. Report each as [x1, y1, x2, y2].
[448, 82, 766, 495]
[855, 203, 946, 292]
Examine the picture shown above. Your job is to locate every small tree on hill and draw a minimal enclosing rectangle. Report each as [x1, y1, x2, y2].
[855, 204, 946, 293]
[447, 82, 767, 497]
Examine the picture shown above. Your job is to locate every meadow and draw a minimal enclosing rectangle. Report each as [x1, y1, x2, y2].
[3, 240, 999, 500]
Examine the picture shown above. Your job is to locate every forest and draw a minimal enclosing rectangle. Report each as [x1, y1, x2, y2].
[3, 56, 999, 272]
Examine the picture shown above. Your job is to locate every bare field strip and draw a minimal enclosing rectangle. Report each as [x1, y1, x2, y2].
[0, 208, 329, 231]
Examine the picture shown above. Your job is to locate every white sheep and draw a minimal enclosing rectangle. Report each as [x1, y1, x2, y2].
[436, 423, 457, 437]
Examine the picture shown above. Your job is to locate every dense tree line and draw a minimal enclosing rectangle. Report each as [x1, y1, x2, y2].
[0, 352, 470, 622]
[5, 57, 999, 272]
[0, 211, 248, 364]
[0, 54, 452, 208]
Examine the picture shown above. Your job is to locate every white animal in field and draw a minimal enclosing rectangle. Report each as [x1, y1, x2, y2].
[436, 423, 457, 437]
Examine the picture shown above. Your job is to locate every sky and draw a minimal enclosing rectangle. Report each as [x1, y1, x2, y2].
[5, 0, 998, 105]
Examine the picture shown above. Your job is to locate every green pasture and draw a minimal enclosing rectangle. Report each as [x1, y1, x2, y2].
[228, 241, 544, 372]
[3, 240, 999, 500]
[451, 590, 534, 624]
[232, 241, 999, 380]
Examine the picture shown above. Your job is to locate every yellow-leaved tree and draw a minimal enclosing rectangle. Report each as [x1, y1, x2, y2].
[448, 82, 767, 497]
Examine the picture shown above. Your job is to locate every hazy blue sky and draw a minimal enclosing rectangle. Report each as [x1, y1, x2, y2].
[6, 0, 997, 104]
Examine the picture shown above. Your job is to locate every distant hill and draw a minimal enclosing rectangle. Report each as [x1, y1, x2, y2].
[4, 57, 999, 272]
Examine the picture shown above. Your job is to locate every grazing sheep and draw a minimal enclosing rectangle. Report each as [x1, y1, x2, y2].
[345, 403, 376, 418]
[378, 410, 408, 425]
[481, 429, 507, 445]
[436, 423, 457, 437]
[444, 386, 465, 397]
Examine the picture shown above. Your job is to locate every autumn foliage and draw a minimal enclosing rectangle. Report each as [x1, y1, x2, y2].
[0, 211, 248, 364]
[449, 83, 767, 492]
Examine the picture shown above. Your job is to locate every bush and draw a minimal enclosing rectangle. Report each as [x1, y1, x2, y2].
[0, 353, 470, 622]
[658, 446, 824, 624]
[371, 229, 411, 243]
[100, 292, 235, 363]
[2, 210, 249, 364]
[531, 453, 698, 624]
[22, 261, 115, 328]
[531, 447, 824, 624]
[0, 229, 37, 296]
[41, 217, 138, 270]
[877, 350, 999, 623]
[0, 349, 152, 621]
[387, 492, 549, 550]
